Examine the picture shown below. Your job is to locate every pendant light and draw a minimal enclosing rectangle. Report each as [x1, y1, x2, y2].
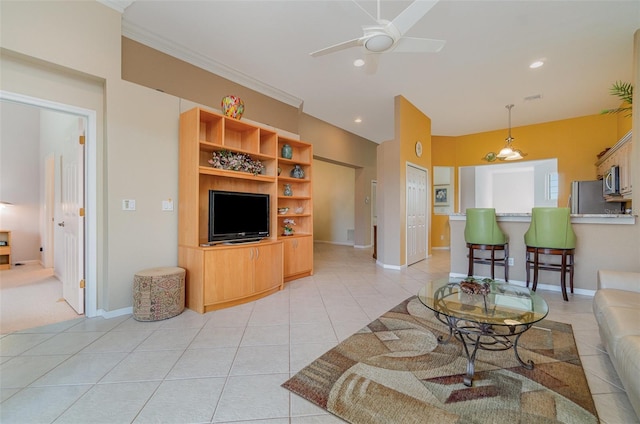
[496, 104, 525, 161]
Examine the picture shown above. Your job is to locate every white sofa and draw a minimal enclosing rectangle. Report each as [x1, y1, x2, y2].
[593, 269, 640, 419]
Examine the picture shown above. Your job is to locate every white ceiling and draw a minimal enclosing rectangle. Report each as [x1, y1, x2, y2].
[119, 0, 639, 143]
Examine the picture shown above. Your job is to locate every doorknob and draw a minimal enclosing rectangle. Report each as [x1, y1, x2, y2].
[58, 221, 65, 227]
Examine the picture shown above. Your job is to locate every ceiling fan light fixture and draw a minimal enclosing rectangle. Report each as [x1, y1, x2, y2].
[529, 60, 544, 69]
[364, 33, 395, 52]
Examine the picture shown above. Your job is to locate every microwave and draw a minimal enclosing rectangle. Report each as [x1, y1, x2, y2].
[603, 165, 620, 195]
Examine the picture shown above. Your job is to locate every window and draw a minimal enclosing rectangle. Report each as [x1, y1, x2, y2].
[546, 172, 559, 201]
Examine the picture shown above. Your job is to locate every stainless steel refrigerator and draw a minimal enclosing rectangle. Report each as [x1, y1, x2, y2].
[570, 180, 623, 214]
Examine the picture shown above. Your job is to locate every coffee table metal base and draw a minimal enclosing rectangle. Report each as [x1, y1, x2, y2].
[434, 311, 535, 387]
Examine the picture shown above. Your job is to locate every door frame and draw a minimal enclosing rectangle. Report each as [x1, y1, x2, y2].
[1, 90, 98, 317]
[405, 162, 429, 265]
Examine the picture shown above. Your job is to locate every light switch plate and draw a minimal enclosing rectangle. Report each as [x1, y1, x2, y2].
[162, 200, 174, 211]
[122, 199, 136, 211]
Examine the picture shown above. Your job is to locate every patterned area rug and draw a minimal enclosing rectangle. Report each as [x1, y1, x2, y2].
[283, 296, 598, 423]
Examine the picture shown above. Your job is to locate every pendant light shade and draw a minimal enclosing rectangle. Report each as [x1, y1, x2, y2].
[494, 104, 526, 161]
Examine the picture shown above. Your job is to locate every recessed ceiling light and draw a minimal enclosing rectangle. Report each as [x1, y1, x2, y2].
[354, 117, 362, 123]
[353, 59, 365, 67]
[529, 60, 544, 69]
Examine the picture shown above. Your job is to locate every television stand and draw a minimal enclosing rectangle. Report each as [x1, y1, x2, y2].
[223, 238, 263, 245]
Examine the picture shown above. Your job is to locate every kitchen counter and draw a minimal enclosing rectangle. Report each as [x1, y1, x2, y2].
[450, 212, 636, 224]
[449, 213, 637, 294]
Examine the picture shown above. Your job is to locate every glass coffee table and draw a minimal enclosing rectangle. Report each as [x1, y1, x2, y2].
[418, 277, 548, 387]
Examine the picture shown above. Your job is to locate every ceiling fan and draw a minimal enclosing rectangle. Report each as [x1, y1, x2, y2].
[310, 0, 446, 73]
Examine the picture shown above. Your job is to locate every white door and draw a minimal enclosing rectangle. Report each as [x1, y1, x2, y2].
[406, 164, 428, 265]
[60, 117, 85, 314]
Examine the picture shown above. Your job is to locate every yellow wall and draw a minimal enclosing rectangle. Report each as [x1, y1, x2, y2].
[431, 113, 631, 248]
[431, 136, 457, 248]
[397, 96, 432, 259]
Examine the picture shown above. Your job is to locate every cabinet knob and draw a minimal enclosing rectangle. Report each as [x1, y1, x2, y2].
[57, 221, 65, 227]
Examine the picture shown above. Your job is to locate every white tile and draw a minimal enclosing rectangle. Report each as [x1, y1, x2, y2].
[241, 324, 290, 346]
[100, 350, 183, 383]
[54, 381, 160, 424]
[31, 352, 127, 386]
[593, 392, 640, 424]
[206, 303, 253, 327]
[0, 355, 69, 389]
[189, 326, 244, 349]
[0, 332, 56, 356]
[290, 323, 338, 345]
[0, 388, 20, 403]
[230, 344, 290, 375]
[65, 315, 130, 332]
[290, 342, 336, 374]
[16, 318, 85, 334]
[0, 385, 92, 423]
[214, 374, 290, 422]
[167, 347, 236, 379]
[135, 328, 199, 351]
[112, 317, 166, 332]
[133, 377, 225, 423]
[159, 309, 211, 329]
[80, 329, 153, 353]
[22, 331, 105, 356]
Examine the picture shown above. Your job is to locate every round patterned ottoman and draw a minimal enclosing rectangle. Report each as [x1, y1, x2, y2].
[133, 267, 185, 321]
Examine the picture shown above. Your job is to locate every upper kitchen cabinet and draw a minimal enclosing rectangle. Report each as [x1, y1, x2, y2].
[596, 130, 632, 200]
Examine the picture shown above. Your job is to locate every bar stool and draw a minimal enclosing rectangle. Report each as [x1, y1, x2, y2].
[524, 207, 576, 301]
[464, 208, 509, 281]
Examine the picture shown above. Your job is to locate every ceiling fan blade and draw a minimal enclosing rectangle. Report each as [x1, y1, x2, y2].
[363, 53, 380, 74]
[393, 37, 446, 53]
[310, 37, 363, 57]
[392, 0, 440, 35]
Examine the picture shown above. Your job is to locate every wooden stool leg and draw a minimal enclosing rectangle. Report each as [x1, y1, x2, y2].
[525, 250, 531, 288]
[569, 252, 575, 294]
[504, 244, 509, 282]
[467, 245, 474, 277]
[490, 247, 496, 279]
[532, 249, 539, 292]
[560, 251, 568, 301]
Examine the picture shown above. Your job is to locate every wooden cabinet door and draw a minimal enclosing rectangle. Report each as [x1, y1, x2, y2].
[619, 142, 632, 194]
[284, 236, 313, 278]
[204, 248, 253, 304]
[253, 243, 283, 292]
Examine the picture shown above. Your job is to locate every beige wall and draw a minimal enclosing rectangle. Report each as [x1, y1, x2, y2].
[313, 159, 355, 244]
[299, 113, 377, 247]
[122, 36, 378, 248]
[122, 37, 301, 136]
[1, 1, 181, 312]
[0, 0, 379, 314]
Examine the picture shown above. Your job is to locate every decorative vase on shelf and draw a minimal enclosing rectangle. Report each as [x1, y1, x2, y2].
[283, 184, 293, 196]
[221, 95, 244, 120]
[281, 144, 292, 159]
[290, 164, 305, 179]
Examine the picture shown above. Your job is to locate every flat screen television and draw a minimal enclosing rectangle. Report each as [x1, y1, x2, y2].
[208, 190, 270, 243]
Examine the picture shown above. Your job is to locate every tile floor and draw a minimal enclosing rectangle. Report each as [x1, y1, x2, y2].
[0, 244, 637, 423]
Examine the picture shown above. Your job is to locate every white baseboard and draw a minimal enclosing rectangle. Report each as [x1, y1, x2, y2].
[97, 306, 133, 319]
[431, 246, 450, 251]
[314, 240, 354, 246]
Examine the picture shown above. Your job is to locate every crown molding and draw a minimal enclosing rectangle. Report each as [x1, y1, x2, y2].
[97, 0, 135, 14]
[121, 21, 304, 109]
